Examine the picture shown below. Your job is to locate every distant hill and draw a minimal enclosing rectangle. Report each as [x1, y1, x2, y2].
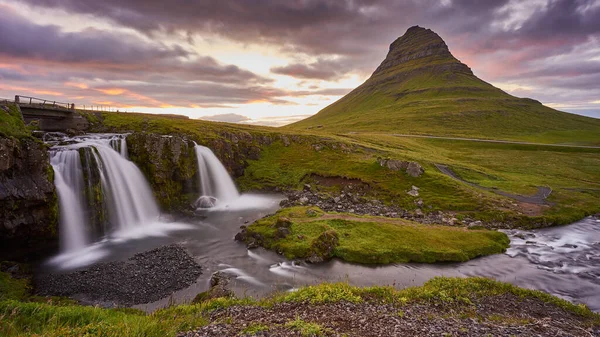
[288, 26, 600, 144]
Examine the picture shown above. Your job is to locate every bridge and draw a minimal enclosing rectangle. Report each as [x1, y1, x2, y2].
[13, 95, 89, 132]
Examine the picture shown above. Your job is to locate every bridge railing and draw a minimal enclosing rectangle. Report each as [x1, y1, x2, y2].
[15, 95, 74, 110]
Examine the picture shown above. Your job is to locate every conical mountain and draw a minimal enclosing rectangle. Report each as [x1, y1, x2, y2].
[288, 26, 600, 143]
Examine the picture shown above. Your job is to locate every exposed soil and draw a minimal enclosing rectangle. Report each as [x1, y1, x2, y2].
[35, 244, 202, 307]
[178, 294, 599, 337]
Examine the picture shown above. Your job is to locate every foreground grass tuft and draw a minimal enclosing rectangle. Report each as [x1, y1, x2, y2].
[285, 317, 333, 336]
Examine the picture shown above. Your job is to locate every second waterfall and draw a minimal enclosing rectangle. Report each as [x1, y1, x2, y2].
[194, 144, 240, 208]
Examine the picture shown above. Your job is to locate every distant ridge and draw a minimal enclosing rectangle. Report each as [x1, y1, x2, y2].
[288, 26, 600, 144]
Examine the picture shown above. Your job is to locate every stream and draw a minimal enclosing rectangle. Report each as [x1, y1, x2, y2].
[41, 133, 600, 312]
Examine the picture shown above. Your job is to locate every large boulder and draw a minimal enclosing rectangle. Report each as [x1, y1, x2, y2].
[306, 230, 339, 263]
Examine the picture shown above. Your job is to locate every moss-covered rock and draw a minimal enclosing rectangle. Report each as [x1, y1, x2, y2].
[79, 147, 108, 237]
[307, 230, 339, 263]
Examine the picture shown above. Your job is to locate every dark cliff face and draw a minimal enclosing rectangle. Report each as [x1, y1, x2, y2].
[126, 133, 198, 211]
[0, 136, 58, 259]
[373, 26, 471, 75]
[125, 131, 269, 212]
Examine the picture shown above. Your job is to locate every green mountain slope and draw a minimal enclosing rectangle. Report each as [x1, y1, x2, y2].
[287, 26, 600, 144]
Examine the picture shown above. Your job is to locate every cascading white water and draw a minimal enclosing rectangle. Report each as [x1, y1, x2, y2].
[92, 143, 159, 230]
[49, 134, 160, 252]
[194, 145, 240, 206]
[50, 150, 89, 252]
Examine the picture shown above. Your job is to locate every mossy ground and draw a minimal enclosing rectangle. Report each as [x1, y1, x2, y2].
[244, 206, 510, 263]
[0, 104, 29, 139]
[2, 269, 598, 337]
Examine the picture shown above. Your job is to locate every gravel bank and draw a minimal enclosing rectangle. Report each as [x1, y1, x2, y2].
[35, 244, 202, 306]
[179, 293, 598, 337]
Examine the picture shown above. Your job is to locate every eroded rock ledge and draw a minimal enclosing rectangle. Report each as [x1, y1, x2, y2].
[0, 136, 57, 259]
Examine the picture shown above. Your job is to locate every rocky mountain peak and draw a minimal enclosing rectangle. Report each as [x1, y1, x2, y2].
[373, 25, 461, 75]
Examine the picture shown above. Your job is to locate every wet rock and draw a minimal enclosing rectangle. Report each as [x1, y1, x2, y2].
[193, 271, 233, 303]
[195, 196, 218, 209]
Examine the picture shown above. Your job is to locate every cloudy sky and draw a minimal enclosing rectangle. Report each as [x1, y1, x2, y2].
[1, 0, 599, 125]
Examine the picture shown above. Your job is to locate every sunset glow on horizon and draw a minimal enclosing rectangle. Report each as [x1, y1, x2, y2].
[1, 0, 599, 125]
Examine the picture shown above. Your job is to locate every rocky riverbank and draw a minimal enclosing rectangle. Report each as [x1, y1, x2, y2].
[179, 278, 600, 337]
[281, 188, 493, 229]
[35, 244, 202, 306]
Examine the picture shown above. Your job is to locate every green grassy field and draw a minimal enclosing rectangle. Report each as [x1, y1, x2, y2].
[76, 107, 600, 227]
[243, 206, 509, 264]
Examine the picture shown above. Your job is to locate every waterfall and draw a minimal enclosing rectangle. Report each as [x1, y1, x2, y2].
[50, 150, 89, 252]
[49, 134, 159, 253]
[92, 143, 159, 231]
[194, 145, 240, 207]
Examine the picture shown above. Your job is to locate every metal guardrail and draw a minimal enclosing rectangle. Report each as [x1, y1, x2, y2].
[15, 95, 74, 110]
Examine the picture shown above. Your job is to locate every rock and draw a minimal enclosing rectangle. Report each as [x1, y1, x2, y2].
[193, 271, 233, 303]
[407, 186, 420, 197]
[306, 209, 318, 217]
[306, 230, 339, 263]
[303, 184, 312, 191]
[415, 209, 424, 217]
[312, 144, 324, 151]
[467, 221, 483, 229]
[195, 196, 218, 208]
[275, 217, 293, 228]
[280, 135, 291, 147]
[0, 136, 58, 259]
[406, 162, 425, 177]
[275, 227, 291, 239]
[416, 199, 424, 207]
[378, 158, 424, 177]
[299, 197, 309, 205]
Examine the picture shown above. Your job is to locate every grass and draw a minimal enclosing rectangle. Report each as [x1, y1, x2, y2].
[0, 104, 30, 138]
[2, 269, 598, 336]
[82, 108, 600, 228]
[285, 317, 333, 336]
[240, 323, 270, 335]
[244, 206, 510, 264]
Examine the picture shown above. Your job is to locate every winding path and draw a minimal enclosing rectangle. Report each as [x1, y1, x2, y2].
[434, 163, 552, 205]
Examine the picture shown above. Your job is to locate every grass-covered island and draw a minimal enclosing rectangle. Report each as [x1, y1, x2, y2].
[237, 206, 509, 264]
[1, 269, 598, 336]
